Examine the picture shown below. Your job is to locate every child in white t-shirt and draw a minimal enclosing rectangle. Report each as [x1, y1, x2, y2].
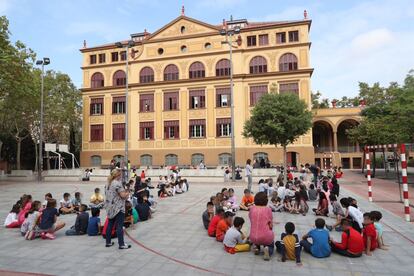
[4, 204, 20, 227]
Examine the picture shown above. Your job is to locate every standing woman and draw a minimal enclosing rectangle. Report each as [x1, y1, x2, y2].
[105, 169, 131, 249]
[245, 159, 253, 192]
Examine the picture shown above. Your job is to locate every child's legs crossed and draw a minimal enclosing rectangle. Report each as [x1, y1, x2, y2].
[300, 240, 312, 253]
[235, 243, 250, 253]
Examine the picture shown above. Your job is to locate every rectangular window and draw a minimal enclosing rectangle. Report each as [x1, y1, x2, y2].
[189, 90, 205, 109]
[112, 96, 126, 114]
[111, 52, 119, 62]
[90, 55, 97, 64]
[289, 31, 299, 42]
[216, 118, 231, 137]
[120, 51, 127, 61]
[189, 119, 205, 138]
[276, 32, 286, 44]
[247, 35, 257, 46]
[279, 83, 299, 95]
[90, 124, 103, 141]
[164, 120, 180, 139]
[90, 98, 104, 115]
[139, 122, 154, 140]
[258, 34, 269, 46]
[216, 87, 231, 107]
[98, 53, 106, 63]
[112, 123, 125, 140]
[250, 85, 268, 106]
[139, 93, 154, 112]
[164, 92, 179, 111]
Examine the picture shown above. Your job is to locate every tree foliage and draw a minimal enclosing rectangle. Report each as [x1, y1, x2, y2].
[311, 91, 329, 109]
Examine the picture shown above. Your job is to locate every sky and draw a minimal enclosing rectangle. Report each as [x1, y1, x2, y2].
[1, 0, 414, 100]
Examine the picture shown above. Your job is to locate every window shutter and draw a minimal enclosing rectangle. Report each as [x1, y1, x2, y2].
[176, 126, 180, 139]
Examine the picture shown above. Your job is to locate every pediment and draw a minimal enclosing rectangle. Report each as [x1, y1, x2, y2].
[148, 16, 219, 40]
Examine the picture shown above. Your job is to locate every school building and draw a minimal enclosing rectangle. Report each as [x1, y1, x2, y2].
[79, 10, 364, 170]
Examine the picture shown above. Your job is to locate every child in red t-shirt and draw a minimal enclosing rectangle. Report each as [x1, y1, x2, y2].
[207, 208, 224, 237]
[362, 212, 378, 255]
[216, 211, 235, 242]
[331, 218, 364, 257]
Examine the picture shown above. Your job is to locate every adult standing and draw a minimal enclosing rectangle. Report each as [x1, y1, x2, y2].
[104, 169, 131, 249]
[306, 163, 319, 187]
[245, 159, 253, 192]
[249, 192, 274, 260]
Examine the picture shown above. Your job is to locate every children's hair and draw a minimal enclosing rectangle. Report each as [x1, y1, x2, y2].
[233, 217, 245, 228]
[125, 201, 132, 210]
[224, 211, 235, 218]
[329, 194, 337, 201]
[258, 179, 264, 184]
[370, 210, 382, 222]
[254, 192, 268, 206]
[45, 193, 52, 198]
[285, 222, 295, 234]
[309, 184, 315, 189]
[91, 208, 100, 217]
[363, 212, 374, 220]
[340, 218, 351, 226]
[27, 201, 41, 216]
[243, 189, 250, 194]
[228, 188, 234, 193]
[63, 192, 70, 198]
[221, 188, 228, 193]
[315, 218, 326, 229]
[340, 197, 350, 207]
[46, 199, 57, 208]
[79, 204, 87, 211]
[10, 204, 20, 213]
[216, 207, 225, 215]
[94, 188, 100, 193]
[207, 201, 214, 207]
[75, 192, 81, 198]
[107, 168, 122, 185]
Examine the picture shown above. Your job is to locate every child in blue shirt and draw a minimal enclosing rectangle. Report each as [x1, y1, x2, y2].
[300, 218, 331, 258]
[87, 208, 102, 236]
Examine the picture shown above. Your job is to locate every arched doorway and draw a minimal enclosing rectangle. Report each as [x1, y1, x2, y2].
[287, 152, 299, 168]
[312, 121, 334, 153]
[337, 119, 360, 152]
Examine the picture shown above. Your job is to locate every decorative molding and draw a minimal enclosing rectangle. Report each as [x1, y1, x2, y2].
[105, 142, 111, 149]
[207, 139, 215, 146]
[181, 140, 188, 147]
[89, 143, 104, 150]
[156, 141, 162, 148]
[139, 112, 155, 121]
[164, 140, 180, 148]
[215, 108, 231, 117]
[216, 139, 231, 146]
[188, 109, 206, 119]
[189, 139, 207, 147]
[139, 141, 155, 148]
[90, 116, 104, 124]
[163, 111, 180, 120]
[83, 143, 89, 150]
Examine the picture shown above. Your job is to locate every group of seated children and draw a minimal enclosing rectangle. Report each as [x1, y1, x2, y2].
[157, 175, 189, 198]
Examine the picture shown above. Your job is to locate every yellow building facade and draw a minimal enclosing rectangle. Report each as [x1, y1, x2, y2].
[80, 13, 362, 169]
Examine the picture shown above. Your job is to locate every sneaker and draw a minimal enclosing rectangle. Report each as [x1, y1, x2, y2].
[119, 244, 131, 250]
[326, 225, 333, 231]
[263, 246, 270, 261]
[105, 242, 115, 247]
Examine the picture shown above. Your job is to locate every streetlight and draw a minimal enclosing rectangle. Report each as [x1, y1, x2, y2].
[115, 40, 135, 183]
[35, 57, 50, 182]
[220, 22, 240, 182]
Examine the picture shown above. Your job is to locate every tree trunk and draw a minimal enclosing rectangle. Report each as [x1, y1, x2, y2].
[34, 142, 38, 173]
[0, 140, 3, 160]
[283, 144, 287, 183]
[16, 138, 21, 170]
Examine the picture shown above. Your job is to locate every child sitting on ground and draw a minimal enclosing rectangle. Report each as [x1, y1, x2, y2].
[71, 192, 82, 212]
[20, 200, 42, 240]
[39, 199, 66, 239]
[326, 194, 345, 231]
[90, 188, 104, 209]
[239, 189, 254, 211]
[59, 193, 75, 214]
[223, 217, 250, 254]
[4, 204, 20, 228]
[225, 188, 239, 211]
[87, 208, 102, 236]
[275, 222, 302, 265]
[135, 195, 152, 221]
[208, 208, 225, 237]
[216, 211, 235, 242]
[371, 210, 387, 250]
[269, 193, 284, 212]
[313, 192, 329, 216]
[308, 184, 318, 201]
[124, 201, 133, 228]
[362, 212, 378, 256]
[330, 218, 364, 257]
[42, 193, 53, 208]
[202, 202, 215, 230]
[340, 197, 363, 233]
[65, 204, 89, 236]
[300, 218, 331, 258]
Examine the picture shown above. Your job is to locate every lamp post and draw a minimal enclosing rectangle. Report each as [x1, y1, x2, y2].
[115, 40, 135, 183]
[220, 23, 240, 182]
[35, 57, 50, 182]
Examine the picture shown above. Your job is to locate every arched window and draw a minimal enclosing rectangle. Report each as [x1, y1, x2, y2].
[140, 154, 152, 167]
[113, 70, 126, 86]
[279, 53, 298, 72]
[91, 72, 104, 88]
[249, 56, 267, 74]
[191, 153, 204, 167]
[164, 64, 179, 81]
[253, 152, 268, 162]
[216, 59, 231, 76]
[218, 153, 232, 166]
[90, 155, 102, 167]
[165, 154, 178, 166]
[139, 67, 154, 83]
[189, 62, 205, 79]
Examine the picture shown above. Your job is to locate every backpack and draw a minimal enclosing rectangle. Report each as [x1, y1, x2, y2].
[102, 218, 117, 239]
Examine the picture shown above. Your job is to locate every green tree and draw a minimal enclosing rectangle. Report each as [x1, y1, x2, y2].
[243, 85, 312, 181]
[311, 91, 329, 109]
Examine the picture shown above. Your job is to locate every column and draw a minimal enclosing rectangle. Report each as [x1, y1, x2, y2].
[333, 131, 338, 152]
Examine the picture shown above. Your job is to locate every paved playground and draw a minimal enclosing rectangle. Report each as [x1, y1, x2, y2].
[0, 172, 413, 276]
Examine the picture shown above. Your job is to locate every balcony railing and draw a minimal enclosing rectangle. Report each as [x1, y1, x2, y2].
[314, 146, 362, 153]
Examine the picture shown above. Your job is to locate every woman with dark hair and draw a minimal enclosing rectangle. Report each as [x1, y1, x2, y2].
[331, 176, 340, 197]
[245, 159, 253, 192]
[104, 169, 131, 249]
[313, 192, 329, 216]
[249, 192, 274, 261]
